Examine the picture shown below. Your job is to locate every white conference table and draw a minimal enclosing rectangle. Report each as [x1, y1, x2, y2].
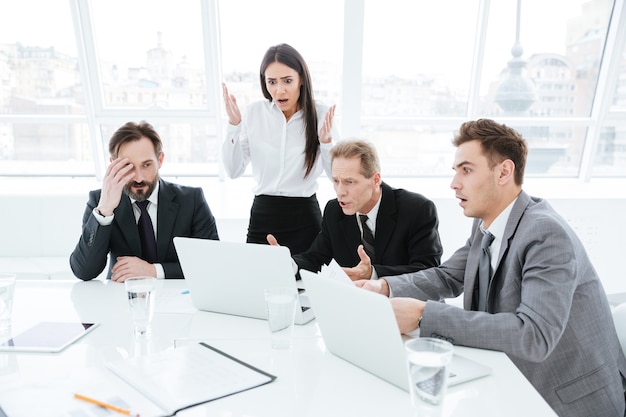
[0, 279, 557, 417]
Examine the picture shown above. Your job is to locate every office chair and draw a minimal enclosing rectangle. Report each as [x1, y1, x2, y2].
[611, 303, 626, 358]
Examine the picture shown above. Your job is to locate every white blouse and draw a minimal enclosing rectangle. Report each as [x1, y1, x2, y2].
[222, 100, 337, 197]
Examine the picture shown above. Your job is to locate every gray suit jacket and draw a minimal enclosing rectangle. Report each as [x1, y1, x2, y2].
[387, 191, 626, 417]
[70, 179, 219, 280]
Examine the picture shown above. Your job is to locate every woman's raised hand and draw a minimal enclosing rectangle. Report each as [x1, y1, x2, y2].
[222, 82, 242, 125]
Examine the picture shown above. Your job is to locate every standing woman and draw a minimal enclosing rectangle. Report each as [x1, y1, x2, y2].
[222, 43, 337, 255]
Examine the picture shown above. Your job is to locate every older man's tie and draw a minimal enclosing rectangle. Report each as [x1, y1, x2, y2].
[477, 230, 495, 311]
[359, 214, 376, 260]
[136, 200, 157, 263]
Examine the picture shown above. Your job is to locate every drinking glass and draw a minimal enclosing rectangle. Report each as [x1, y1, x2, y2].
[405, 337, 454, 416]
[264, 286, 297, 349]
[0, 274, 16, 335]
[125, 277, 156, 336]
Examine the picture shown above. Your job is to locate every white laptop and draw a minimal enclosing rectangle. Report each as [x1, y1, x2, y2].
[300, 270, 491, 391]
[174, 237, 314, 325]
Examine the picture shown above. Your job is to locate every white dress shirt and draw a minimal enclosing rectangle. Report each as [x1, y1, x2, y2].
[481, 197, 517, 272]
[222, 100, 337, 197]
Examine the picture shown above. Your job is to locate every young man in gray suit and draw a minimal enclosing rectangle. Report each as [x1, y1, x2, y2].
[357, 119, 626, 416]
[70, 121, 219, 282]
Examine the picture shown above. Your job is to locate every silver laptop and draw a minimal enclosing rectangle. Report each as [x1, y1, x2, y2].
[300, 270, 491, 391]
[174, 237, 314, 325]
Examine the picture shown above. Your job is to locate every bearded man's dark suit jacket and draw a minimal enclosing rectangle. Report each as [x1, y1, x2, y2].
[70, 179, 219, 280]
[293, 182, 442, 276]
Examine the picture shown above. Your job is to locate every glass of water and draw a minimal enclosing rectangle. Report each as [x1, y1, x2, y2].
[264, 286, 297, 349]
[405, 337, 454, 416]
[125, 277, 156, 336]
[0, 273, 16, 335]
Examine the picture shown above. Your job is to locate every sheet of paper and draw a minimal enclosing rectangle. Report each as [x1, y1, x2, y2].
[320, 259, 354, 285]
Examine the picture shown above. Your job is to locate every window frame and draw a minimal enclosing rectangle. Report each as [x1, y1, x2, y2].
[0, 0, 624, 182]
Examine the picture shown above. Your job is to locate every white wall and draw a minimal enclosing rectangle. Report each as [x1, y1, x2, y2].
[0, 176, 624, 294]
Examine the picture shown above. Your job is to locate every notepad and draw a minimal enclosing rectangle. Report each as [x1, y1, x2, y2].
[0, 342, 276, 417]
[105, 343, 276, 414]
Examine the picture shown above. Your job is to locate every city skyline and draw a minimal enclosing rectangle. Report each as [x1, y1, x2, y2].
[0, 0, 623, 179]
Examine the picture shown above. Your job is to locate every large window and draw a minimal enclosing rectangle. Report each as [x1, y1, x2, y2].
[0, 0, 92, 175]
[0, 0, 625, 181]
[357, 0, 619, 177]
[218, 0, 343, 115]
[91, 1, 207, 110]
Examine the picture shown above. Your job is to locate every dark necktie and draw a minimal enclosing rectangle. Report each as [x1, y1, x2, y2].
[477, 230, 495, 311]
[137, 200, 157, 263]
[359, 214, 376, 260]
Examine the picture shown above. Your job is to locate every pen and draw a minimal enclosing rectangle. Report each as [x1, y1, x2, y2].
[73, 393, 140, 417]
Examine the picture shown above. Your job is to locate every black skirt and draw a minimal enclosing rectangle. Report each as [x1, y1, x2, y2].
[247, 194, 322, 255]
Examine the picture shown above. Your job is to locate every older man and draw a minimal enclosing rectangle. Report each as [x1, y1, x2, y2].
[270, 139, 442, 280]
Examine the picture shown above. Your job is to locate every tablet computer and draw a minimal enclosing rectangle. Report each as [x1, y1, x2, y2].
[0, 321, 99, 353]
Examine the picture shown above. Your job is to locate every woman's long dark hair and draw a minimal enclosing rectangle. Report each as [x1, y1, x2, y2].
[260, 43, 319, 178]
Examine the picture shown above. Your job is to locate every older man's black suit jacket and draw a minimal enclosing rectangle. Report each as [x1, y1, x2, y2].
[70, 179, 219, 280]
[293, 182, 442, 277]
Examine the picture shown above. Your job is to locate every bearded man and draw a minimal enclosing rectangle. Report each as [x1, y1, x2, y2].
[70, 121, 219, 281]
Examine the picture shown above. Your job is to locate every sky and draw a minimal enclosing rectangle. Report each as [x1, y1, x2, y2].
[0, 0, 592, 81]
